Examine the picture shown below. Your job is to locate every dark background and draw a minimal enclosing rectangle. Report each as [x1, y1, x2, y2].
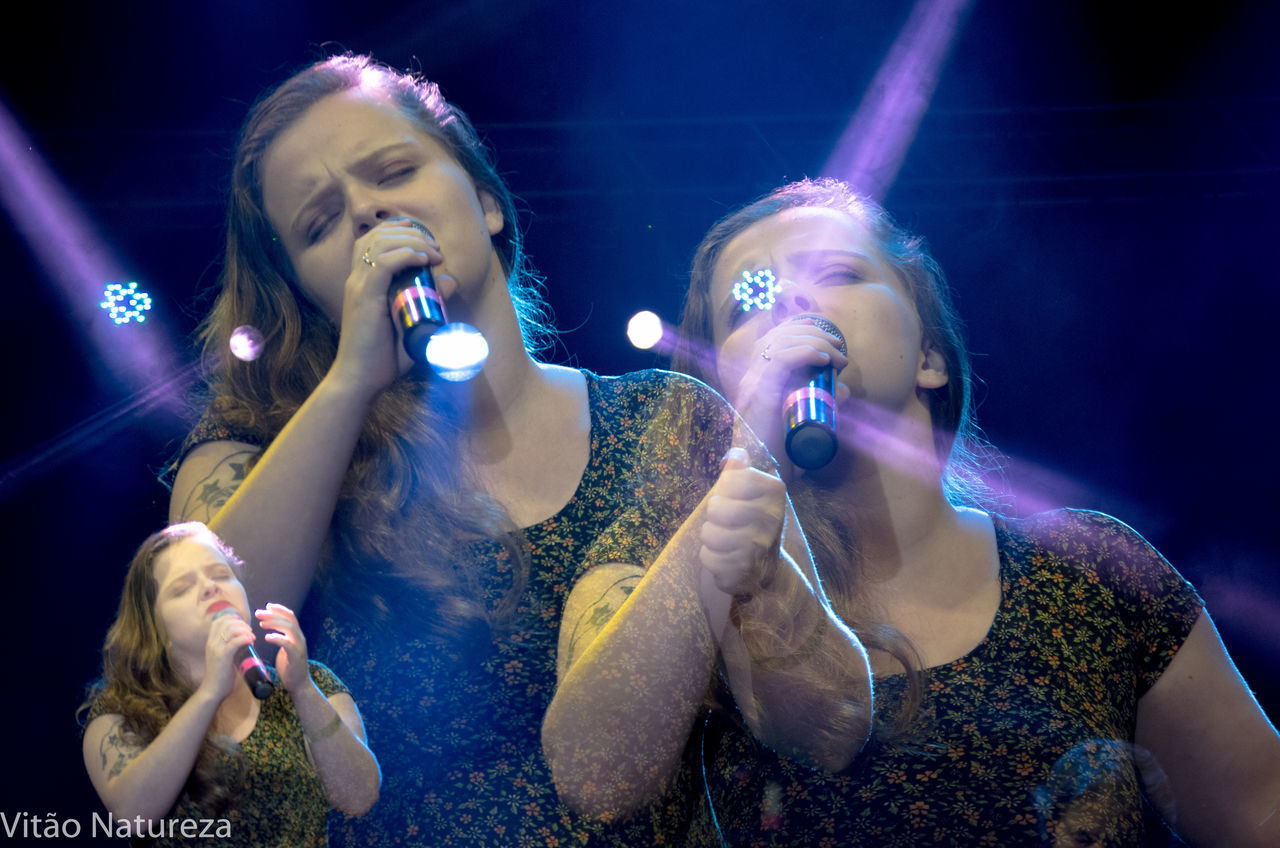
[2, 0, 1277, 831]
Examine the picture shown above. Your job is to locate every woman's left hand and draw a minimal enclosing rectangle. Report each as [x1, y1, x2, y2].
[256, 603, 310, 691]
[700, 446, 787, 595]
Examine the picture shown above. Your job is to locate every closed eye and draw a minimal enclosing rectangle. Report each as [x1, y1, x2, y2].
[378, 165, 416, 185]
[305, 210, 340, 244]
[814, 266, 865, 286]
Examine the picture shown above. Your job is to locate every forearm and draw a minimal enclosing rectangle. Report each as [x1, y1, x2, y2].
[185, 374, 374, 611]
[543, 517, 715, 820]
[291, 685, 380, 816]
[88, 692, 221, 822]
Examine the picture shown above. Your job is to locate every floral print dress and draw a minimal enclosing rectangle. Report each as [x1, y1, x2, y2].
[691, 509, 1203, 847]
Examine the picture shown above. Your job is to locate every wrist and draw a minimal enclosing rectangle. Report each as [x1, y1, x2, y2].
[318, 368, 382, 409]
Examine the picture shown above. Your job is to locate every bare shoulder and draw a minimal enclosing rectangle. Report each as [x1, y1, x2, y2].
[170, 439, 261, 523]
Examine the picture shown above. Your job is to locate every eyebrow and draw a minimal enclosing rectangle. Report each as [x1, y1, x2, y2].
[783, 248, 875, 270]
[286, 140, 421, 237]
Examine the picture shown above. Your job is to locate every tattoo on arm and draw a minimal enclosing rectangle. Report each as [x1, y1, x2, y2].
[180, 450, 255, 521]
[99, 721, 140, 781]
[566, 576, 638, 665]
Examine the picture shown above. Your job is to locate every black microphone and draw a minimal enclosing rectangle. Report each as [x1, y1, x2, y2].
[387, 219, 446, 365]
[212, 608, 275, 700]
[783, 314, 847, 470]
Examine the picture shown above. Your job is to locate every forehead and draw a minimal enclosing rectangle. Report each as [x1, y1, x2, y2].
[711, 206, 876, 293]
[260, 89, 429, 215]
[153, 537, 229, 586]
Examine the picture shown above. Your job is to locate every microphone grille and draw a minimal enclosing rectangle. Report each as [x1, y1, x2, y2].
[395, 217, 433, 239]
[790, 313, 847, 354]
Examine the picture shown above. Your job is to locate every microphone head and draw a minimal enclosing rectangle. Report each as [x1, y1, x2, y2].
[211, 606, 240, 621]
[789, 313, 847, 354]
[393, 217, 433, 239]
[783, 313, 844, 470]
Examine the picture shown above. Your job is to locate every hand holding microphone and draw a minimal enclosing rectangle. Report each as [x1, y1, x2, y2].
[385, 218, 489, 381]
[211, 608, 276, 700]
[387, 219, 447, 363]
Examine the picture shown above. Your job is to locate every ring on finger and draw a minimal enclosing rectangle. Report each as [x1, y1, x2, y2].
[760, 344, 773, 362]
[361, 249, 376, 267]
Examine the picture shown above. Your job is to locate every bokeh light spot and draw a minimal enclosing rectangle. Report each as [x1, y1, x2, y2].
[230, 325, 265, 362]
[627, 310, 664, 350]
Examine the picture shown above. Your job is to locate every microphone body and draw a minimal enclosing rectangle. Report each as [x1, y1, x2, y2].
[783, 315, 847, 470]
[388, 252, 447, 366]
[212, 608, 276, 700]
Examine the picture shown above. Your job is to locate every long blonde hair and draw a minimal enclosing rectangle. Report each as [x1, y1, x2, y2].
[194, 55, 554, 633]
[79, 523, 245, 814]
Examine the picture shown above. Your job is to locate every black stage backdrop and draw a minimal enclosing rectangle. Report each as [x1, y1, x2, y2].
[2, 0, 1277, 830]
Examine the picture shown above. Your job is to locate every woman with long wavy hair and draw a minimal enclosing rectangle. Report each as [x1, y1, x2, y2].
[80, 522, 378, 846]
[673, 178, 1280, 846]
[166, 55, 871, 845]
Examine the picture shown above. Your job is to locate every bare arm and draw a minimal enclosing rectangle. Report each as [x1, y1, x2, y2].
[82, 699, 220, 823]
[81, 614, 255, 821]
[542, 456, 871, 821]
[542, 507, 717, 821]
[698, 448, 872, 772]
[258, 602, 380, 816]
[293, 688, 380, 815]
[1135, 611, 1280, 846]
[169, 374, 375, 612]
[170, 222, 434, 611]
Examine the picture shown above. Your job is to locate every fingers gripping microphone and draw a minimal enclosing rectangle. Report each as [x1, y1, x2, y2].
[387, 221, 447, 366]
[386, 219, 489, 381]
[212, 608, 275, 700]
[784, 315, 847, 470]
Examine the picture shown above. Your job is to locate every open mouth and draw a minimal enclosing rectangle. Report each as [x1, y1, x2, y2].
[206, 600, 233, 616]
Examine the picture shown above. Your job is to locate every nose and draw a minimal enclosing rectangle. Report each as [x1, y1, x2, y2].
[351, 188, 392, 236]
[198, 576, 219, 601]
[770, 279, 815, 324]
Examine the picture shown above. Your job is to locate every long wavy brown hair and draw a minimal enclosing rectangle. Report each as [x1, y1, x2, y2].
[673, 179, 1003, 735]
[192, 54, 556, 633]
[79, 523, 246, 815]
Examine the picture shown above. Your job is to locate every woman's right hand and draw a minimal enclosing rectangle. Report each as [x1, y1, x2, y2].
[327, 219, 443, 400]
[729, 319, 849, 467]
[196, 612, 257, 703]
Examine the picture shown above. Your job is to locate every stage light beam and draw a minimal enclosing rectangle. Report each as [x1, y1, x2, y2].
[0, 96, 179, 393]
[822, 0, 973, 200]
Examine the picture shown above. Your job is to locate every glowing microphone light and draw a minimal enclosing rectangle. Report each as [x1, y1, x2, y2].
[784, 314, 847, 470]
[387, 220, 488, 381]
[212, 608, 275, 700]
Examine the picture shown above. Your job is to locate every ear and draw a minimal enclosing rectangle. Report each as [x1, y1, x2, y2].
[479, 190, 504, 236]
[917, 342, 949, 390]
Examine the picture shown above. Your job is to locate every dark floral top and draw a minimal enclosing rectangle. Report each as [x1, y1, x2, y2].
[187, 370, 735, 846]
[691, 509, 1203, 847]
[87, 661, 349, 847]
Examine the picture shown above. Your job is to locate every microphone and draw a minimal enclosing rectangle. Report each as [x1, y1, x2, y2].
[783, 314, 847, 470]
[385, 218, 489, 381]
[212, 608, 275, 700]
[387, 220, 447, 366]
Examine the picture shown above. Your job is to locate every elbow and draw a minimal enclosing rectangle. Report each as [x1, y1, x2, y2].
[542, 730, 671, 823]
[329, 762, 382, 818]
[332, 781, 380, 818]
